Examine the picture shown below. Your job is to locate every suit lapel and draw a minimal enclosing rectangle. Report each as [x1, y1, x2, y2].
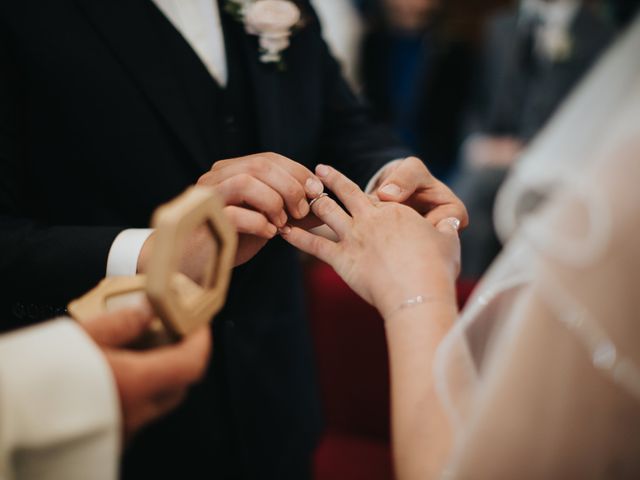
[74, 0, 209, 168]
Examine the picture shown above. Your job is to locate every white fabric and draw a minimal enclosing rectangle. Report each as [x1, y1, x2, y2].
[151, 0, 228, 87]
[520, 0, 579, 26]
[0, 320, 120, 480]
[106, 228, 153, 277]
[520, 0, 580, 61]
[435, 15, 640, 478]
[310, 0, 363, 90]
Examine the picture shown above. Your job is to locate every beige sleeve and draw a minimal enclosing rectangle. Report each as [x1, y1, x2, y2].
[0, 319, 121, 480]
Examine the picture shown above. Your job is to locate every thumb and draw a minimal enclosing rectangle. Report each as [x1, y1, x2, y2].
[376, 157, 424, 202]
[436, 217, 461, 236]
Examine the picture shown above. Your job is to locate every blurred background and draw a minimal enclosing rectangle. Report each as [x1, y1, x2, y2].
[304, 1, 636, 478]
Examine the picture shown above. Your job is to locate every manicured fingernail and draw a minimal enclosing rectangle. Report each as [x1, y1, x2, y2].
[305, 177, 324, 196]
[380, 183, 402, 197]
[267, 224, 278, 236]
[279, 225, 292, 235]
[446, 218, 461, 231]
[316, 164, 330, 177]
[298, 198, 310, 217]
[439, 217, 461, 232]
[277, 211, 288, 227]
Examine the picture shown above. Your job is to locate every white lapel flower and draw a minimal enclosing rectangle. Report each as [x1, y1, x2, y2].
[225, 0, 301, 66]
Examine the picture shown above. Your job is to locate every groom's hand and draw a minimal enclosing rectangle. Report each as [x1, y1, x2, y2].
[197, 153, 324, 266]
[139, 153, 325, 276]
[374, 157, 469, 229]
[198, 152, 324, 223]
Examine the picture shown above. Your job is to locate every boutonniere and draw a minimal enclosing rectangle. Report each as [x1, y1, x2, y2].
[537, 25, 573, 63]
[225, 0, 302, 67]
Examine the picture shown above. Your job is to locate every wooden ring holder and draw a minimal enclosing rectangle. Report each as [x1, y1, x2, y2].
[68, 186, 237, 342]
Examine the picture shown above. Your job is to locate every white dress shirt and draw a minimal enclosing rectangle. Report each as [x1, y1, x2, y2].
[0, 320, 120, 480]
[106, 0, 400, 277]
[152, 0, 228, 86]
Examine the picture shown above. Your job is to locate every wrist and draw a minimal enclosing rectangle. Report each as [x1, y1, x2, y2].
[375, 269, 456, 320]
[136, 234, 155, 274]
[379, 291, 456, 321]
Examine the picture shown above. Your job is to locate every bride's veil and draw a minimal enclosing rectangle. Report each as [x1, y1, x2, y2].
[434, 13, 640, 478]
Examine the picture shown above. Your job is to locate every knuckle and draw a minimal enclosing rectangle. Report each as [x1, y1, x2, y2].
[264, 151, 284, 161]
[284, 182, 303, 200]
[211, 159, 227, 170]
[310, 235, 326, 254]
[249, 160, 270, 176]
[235, 173, 253, 189]
[343, 182, 360, 197]
[197, 172, 212, 185]
[406, 156, 424, 168]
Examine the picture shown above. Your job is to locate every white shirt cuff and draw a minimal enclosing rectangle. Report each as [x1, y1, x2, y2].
[365, 159, 404, 194]
[106, 229, 154, 277]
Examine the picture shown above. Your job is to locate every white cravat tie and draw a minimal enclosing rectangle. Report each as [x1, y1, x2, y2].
[151, 0, 228, 87]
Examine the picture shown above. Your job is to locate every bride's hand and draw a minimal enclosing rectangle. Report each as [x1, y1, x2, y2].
[280, 165, 461, 318]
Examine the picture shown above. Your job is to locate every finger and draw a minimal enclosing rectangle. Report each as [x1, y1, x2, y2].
[261, 152, 324, 198]
[436, 218, 462, 277]
[288, 212, 324, 231]
[307, 194, 352, 239]
[436, 217, 461, 235]
[386, 165, 469, 229]
[425, 201, 469, 230]
[216, 175, 287, 227]
[215, 158, 314, 219]
[138, 327, 212, 395]
[309, 224, 339, 242]
[376, 156, 428, 203]
[83, 306, 155, 348]
[224, 206, 277, 239]
[315, 164, 371, 215]
[279, 225, 339, 265]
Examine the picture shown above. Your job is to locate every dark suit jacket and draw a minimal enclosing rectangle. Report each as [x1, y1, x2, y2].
[0, 1, 409, 478]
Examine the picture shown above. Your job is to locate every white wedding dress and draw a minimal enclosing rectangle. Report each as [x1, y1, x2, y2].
[434, 13, 640, 478]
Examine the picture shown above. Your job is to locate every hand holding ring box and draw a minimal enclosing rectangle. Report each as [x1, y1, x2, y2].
[68, 186, 237, 344]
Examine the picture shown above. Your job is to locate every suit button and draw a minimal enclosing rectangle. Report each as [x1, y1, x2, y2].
[12, 302, 26, 320]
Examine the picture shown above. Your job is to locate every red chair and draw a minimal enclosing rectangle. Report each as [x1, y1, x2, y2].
[305, 260, 477, 480]
[305, 260, 393, 480]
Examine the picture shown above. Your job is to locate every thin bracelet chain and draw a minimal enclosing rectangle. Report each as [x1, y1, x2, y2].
[387, 294, 453, 319]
